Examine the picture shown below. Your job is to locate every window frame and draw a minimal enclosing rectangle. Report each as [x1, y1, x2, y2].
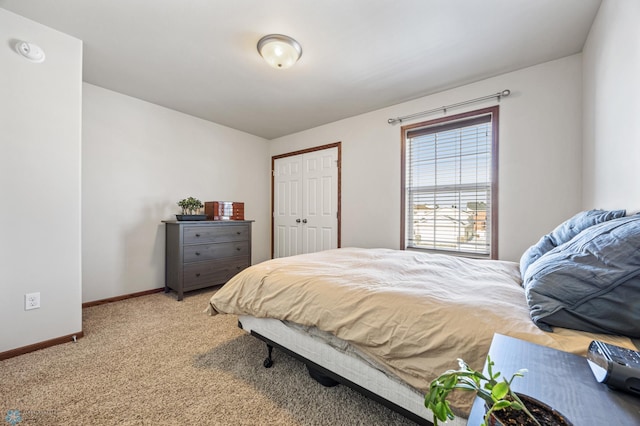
[400, 106, 499, 259]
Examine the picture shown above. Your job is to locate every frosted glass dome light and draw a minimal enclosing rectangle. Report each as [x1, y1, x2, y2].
[257, 34, 302, 69]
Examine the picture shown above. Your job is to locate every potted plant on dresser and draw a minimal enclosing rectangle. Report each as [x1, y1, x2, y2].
[176, 196, 206, 221]
[425, 356, 572, 426]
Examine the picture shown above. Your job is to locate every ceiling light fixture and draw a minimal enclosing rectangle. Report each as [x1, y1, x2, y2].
[257, 34, 302, 69]
[14, 40, 46, 63]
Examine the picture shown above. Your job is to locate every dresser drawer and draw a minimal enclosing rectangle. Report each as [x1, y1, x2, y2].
[183, 257, 250, 290]
[183, 240, 249, 263]
[183, 224, 249, 244]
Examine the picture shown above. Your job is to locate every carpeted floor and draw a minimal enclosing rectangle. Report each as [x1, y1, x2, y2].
[0, 289, 418, 425]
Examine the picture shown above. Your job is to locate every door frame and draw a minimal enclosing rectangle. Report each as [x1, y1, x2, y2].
[271, 142, 342, 259]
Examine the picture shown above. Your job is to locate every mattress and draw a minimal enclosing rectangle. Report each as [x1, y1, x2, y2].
[238, 315, 465, 426]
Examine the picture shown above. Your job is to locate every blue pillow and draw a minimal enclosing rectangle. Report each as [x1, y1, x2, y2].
[523, 214, 640, 337]
[519, 209, 626, 279]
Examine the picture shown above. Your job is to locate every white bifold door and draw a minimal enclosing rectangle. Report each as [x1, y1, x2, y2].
[273, 146, 339, 258]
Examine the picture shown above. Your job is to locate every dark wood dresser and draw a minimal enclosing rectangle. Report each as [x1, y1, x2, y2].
[162, 220, 253, 300]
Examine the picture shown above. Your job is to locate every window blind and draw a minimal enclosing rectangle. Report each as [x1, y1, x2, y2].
[404, 110, 497, 257]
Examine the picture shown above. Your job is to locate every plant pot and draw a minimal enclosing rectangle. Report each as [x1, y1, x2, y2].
[175, 214, 207, 221]
[486, 393, 572, 426]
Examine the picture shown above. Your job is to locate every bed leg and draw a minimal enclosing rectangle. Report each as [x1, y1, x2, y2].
[263, 344, 274, 368]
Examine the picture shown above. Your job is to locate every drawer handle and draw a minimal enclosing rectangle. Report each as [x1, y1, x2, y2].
[236, 266, 242, 270]
[195, 233, 200, 237]
[195, 252, 201, 256]
[195, 273, 201, 277]
[236, 247, 241, 251]
[236, 231, 241, 235]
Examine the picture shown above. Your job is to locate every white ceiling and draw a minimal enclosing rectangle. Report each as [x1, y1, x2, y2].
[1, 0, 601, 139]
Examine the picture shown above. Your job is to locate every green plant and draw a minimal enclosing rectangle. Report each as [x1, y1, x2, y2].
[177, 197, 203, 215]
[425, 356, 540, 426]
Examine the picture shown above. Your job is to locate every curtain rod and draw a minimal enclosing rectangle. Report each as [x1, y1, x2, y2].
[387, 89, 511, 125]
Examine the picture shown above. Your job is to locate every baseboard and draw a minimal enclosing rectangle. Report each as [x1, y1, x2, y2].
[1, 289, 164, 361]
[0, 331, 84, 361]
[82, 287, 164, 308]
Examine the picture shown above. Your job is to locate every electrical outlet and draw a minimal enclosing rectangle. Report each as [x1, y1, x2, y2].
[25, 292, 40, 310]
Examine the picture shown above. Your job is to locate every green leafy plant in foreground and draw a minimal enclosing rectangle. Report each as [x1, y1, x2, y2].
[424, 356, 541, 426]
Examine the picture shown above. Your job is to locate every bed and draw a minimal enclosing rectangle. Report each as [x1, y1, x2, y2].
[206, 211, 640, 424]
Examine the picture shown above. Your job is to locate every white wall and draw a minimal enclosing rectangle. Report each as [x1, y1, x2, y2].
[82, 84, 270, 303]
[0, 10, 82, 352]
[270, 55, 584, 262]
[582, 0, 640, 212]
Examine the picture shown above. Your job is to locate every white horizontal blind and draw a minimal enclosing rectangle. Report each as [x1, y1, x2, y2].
[405, 113, 494, 256]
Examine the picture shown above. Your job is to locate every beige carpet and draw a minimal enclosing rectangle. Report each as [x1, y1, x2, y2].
[0, 289, 417, 425]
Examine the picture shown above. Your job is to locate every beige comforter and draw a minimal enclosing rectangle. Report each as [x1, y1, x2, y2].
[207, 248, 635, 415]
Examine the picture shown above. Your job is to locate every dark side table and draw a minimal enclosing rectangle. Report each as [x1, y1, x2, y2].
[467, 334, 640, 425]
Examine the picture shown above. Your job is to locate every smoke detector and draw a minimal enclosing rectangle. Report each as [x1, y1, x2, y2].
[15, 41, 46, 63]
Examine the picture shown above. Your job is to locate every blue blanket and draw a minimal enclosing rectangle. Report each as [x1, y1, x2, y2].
[523, 214, 640, 337]
[519, 209, 625, 278]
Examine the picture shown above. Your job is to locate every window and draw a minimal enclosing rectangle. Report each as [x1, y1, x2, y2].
[401, 106, 498, 258]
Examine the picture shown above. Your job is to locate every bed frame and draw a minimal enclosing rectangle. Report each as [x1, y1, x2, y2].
[237, 315, 466, 426]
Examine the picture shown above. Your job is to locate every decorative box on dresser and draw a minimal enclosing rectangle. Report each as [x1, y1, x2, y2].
[162, 220, 253, 301]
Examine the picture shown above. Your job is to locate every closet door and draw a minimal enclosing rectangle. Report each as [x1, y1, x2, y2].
[273, 154, 304, 258]
[300, 148, 338, 254]
[273, 145, 339, 258]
